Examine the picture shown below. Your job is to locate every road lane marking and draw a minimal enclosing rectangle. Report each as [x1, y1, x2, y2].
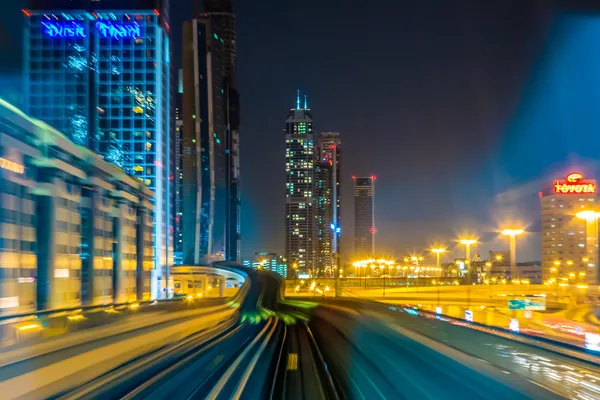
[287, 353, 298, 371]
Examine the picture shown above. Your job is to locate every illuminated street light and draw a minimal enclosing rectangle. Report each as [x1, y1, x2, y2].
[501, 229, 524, 279]
[430, 248, 446, 273]
[459, 238, 477, 267]
[501, 229, 521, 278]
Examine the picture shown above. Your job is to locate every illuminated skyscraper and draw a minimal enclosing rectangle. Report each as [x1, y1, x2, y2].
[23, 0, 173, 299]
[182, 15, 227, 264]
[204, 0, 241, 262]
[174, 69, 183, 265]
[541, 172, 599, 285]
[285, 92, 315, 275]
[315, 132, 341, 276]
[354, 176, 375, 256]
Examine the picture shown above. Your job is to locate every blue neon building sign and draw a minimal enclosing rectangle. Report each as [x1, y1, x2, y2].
[42, 22, 86, 38]
[95, 21, 141, 39]
[41, 21, 141, 40]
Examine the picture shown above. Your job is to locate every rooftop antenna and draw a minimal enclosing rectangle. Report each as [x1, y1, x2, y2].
[296, 90, 300, 109]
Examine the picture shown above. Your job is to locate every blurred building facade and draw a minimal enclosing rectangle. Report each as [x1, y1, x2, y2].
[353, 176, 375, 257]
[284, 92, 315, 276]
[182, 15, 228, 264]
[174, 70, 183, 265]
[315, 132, 341, 276]
[0, 99, 154, 315]
[540, 172, 599, 285]
[203, 0, 241, 263]
[23, 0, 173, 298]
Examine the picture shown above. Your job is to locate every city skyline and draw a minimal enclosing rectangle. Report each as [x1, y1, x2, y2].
[1, 2, 600, 395]
[3, 1, 600, 262]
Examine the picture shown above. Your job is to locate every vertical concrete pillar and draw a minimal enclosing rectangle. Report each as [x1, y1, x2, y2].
[36, 190, 56, 310]
[509, 235, 517, 279]
[35, 171, 58, 311]
[136, 205, 146, 301]
[219, 277, 225, 297]
[80, 186, 96, 305]
[203, 275, 208, 298]
[112, 200, 126, 303]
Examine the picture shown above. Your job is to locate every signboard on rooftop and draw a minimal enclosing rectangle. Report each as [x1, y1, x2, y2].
[553, 172, 596, 194]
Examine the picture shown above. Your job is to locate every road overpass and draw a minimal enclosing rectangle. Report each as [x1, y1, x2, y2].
[284, 279, 597, 308]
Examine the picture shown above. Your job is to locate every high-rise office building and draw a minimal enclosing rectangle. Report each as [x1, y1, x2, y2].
[285, 92, 315, 276]
[174, 69, 183, 265]
[353, 176, 375, 256]
[182, 15, 227, 264]
[541, 172, 599, 285]
[0, 99, 155, 313]
[315, 132, 341, 276]
[23, 0, 173, 299]
[204, 0, 241, 262]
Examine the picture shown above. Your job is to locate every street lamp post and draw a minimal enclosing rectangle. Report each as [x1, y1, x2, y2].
[459, 239, 477, 283]
[292, 263, 298, 287]
[381, 265, 386, 296]
[431, 248, 446, 277]
[501, 229, 524, 280]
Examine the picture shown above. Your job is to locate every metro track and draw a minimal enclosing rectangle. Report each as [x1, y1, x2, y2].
[271, 321, 339, 400]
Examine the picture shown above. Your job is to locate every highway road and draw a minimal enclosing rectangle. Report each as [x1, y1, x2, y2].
[307, 306, 562, 399]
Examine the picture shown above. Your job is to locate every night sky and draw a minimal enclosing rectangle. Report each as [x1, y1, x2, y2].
[2, 0, 600, 263]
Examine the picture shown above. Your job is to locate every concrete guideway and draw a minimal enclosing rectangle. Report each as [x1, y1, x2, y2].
[0, 308, 239, 399]
[0, 302, 238, 369]
[0, 264, 252, 399]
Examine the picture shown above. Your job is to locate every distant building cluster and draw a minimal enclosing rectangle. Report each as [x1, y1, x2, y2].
[284, 93, 343, 278]
[283, 94, 379, 278]
[243, 252, 287, 278]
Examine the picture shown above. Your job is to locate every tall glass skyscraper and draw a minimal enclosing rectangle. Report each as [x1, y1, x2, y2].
[204, 0, 241, 262]
[23, 0, 173, 299]
[353, 176, 375, 256]
[174, 69, 183, 265]
[315, 132, 341, 276]
[182, 15, 227, 264]
[285, 92, 315, 276]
